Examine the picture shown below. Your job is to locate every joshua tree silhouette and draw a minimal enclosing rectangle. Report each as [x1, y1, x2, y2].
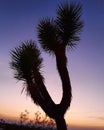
[10, 2, 83, 130]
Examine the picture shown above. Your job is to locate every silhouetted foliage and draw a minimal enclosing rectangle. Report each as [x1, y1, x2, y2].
[0, 110, 56, 130]
[19, 110, 55, 129]
[10, 2, 83, 130]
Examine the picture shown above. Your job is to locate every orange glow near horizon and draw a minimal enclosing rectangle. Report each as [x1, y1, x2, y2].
[1, 106, 104, 129]
[1, 114, 104, 130]
[0, 83, 104, 129]
[0, 82, 104, 129]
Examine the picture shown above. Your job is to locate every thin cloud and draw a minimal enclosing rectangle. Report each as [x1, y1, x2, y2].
[88, 116, 104, 121]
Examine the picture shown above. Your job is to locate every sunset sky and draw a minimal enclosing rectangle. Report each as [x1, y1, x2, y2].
[0, 0, 104, 129]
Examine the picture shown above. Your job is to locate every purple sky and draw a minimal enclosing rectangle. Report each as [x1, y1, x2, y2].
[0, 0, 104, 128]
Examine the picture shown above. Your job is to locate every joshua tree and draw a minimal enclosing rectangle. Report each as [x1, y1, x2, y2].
[10, 2, 83, 130]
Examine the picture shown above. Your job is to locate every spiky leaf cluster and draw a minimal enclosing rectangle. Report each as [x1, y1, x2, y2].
[38, 18, 59, 54]
[10, 40, 43, 81]
[38, 2, 83, 54]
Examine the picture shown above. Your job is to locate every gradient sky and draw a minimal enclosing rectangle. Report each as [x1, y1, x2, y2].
[0, 0, 104, 129]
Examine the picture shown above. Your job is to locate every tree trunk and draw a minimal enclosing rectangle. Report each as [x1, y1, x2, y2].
[55, 116, 67, 130]
[27, 78, 56, 119]
[55, 45, 72, 116]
